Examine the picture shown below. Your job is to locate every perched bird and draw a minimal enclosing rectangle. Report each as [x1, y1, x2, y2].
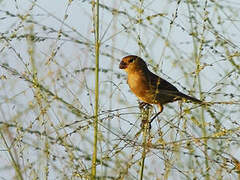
[119, 55, 202, 122]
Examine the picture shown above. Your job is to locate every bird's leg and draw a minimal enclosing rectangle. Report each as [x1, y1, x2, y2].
[150, 104, 163, 124]
[149, 112, 161, 124]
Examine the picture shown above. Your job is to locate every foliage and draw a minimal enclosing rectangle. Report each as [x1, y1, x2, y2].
[0, 0, 240, 179]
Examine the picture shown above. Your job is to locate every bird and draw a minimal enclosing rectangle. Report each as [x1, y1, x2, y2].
[119, 55, 202, 123]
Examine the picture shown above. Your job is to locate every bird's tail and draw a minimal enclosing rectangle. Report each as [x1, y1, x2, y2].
[177, 92, 202, 103]
[158, 90, 203, 104]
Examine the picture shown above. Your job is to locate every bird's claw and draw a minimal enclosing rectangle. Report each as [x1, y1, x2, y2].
[139, 102, 152, 109]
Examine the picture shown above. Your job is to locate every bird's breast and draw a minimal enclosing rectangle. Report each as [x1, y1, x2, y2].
[127, 72, 158, 104]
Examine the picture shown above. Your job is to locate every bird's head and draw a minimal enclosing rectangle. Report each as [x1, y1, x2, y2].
[119, 55, 148, 73]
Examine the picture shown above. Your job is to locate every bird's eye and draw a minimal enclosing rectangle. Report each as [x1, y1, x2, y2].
[129, 58, 134, 63]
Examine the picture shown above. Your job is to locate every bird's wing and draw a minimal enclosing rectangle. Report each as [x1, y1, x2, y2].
[148, 71, 179, 92]
[147, 71, 202, 103]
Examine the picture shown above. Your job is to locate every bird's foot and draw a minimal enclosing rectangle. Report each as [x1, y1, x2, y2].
[139, 101, 152, 109]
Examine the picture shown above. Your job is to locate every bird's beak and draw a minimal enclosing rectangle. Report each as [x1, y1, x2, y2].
[119, 61, 127, 69]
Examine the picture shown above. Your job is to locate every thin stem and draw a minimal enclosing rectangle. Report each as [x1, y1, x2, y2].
[139, 106, 151, 180]
[91, 0, 100, 179]
[0, 130, 24, 180]
[198, 1, 210, 179]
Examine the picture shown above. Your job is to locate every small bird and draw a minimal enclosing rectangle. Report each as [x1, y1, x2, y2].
[119, 55, 202, 122]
